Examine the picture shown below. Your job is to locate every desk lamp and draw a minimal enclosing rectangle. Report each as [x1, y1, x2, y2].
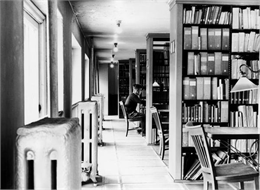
[230, 64, 259, 93]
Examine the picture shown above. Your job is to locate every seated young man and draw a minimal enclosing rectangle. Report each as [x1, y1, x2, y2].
[125, 84, 146, 135]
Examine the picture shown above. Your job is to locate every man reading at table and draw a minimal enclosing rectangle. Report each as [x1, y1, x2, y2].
[125, 84, 146, 135]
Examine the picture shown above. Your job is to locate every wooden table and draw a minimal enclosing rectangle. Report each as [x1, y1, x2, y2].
[205, 127, 260, 140]
[205, 127, 260, 170]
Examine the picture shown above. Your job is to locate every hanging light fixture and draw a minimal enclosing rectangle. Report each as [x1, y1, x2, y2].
[111, 54, 115, 62]
[230, 64, 258, 93]
[114, 43, 118, 52]
[110, 61, 114, 68]
[116, 20, 122, 34]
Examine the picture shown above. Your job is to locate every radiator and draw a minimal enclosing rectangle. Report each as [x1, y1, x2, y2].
[72, 101, 98, 183]
[16, 117, 81, 190]
[91, 94, 104, 146]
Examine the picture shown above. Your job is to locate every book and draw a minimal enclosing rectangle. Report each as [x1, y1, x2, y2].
[183, 77, 190, 100]
[208, 28, 215, 50]
[220, 101, 229, 122]
[222, 28, 230, 50]
[196, 77, 204, 99]
[184, 27, 192, 49]
[214, 52, 222, 75]
[248, 31, 256, 52]
[212, 77, 218, 100]
[238, 32, 245, 52]
[203, 77, 211, 99]
[232, 7, 240, 29]
[194, 54, 201, 75]
[200, 28, 207, 50]
[221, 54, 229, 75]
[232, 33, 239, 52]
[189, 78, 197, 99]
[192, 26, 199, 50]
[214, 28, 222, 50]
[187, 52, 194, 75]
[207, 53, 215, 74]
[200, 52, 208, 75]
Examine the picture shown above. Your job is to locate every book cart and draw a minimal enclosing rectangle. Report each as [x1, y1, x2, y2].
[168, 0, 260, 182]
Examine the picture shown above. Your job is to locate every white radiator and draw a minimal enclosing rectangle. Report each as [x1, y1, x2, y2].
[91, 94, 104, 146]
[16, 117, 81, 190]
[72, 101, 98, 183]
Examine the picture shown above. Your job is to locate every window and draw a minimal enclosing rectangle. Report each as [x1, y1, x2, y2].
[24, 0, 47, 124]
[72, 34, 82, 105]
[57, 10, 64, 112]
[85, 54, 90, 100]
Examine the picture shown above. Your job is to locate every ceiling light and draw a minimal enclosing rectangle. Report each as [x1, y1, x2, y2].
[111, 54, 115, 62]
[116, 20, 122, 34]
[110, 62, 114, 68]
[114, 43, 118, 52]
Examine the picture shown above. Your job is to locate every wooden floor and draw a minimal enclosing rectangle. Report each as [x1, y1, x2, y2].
[82, 119, 257, 190]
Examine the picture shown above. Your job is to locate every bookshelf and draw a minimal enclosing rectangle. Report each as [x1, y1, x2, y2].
[118, 60, 130, 118]
[129, 58, 136, 94]
[230, 5, 260, 157]
[169, 1, 260, 182]
[146, 33, 170, 144]
[135, 49, 146, 98]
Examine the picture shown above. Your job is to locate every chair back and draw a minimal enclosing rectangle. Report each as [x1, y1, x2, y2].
[185, 122, 216, 178]
[150, 106, 164, 141]
[119, 101, 128, 122]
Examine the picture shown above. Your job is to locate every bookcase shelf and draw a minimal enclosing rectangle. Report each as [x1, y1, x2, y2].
[145, 33, 170, 144]
[170, 2, 260, 182]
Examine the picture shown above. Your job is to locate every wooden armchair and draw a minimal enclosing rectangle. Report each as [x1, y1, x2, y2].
[150, 106, 169, 160]
[119, 101, 142, 137]
[185, 122, 259, 190]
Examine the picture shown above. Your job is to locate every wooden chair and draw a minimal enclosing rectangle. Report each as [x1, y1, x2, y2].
[150, 106, 169, 160]
[119, 101, 143, 137]
[185, 122, 259, 190]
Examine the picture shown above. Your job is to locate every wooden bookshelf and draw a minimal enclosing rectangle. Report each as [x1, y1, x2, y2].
[146, 33, 170, 144]
[169, 0, 260, 182]
[118, 60, 130, 118]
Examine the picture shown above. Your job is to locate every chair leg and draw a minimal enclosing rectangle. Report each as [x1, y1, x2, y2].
[126, 121, 129, 137]
[203, 180, 209, 190]
[239, 182, 244, 190]
[161, 141, 165, 160]
[254, 177, 259, 190]
[211, 180, 218, 190]
[158, 141, 162, 155]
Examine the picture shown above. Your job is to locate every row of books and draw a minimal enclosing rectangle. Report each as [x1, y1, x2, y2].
[153, 89, 169, 103]
[232, 32, 260, 52]
[183, 77, 229, 100]
[182, 101, 229, 123]
[231, 58, 260, 79]
[153, 65, 169, 75]
[232, 7, 260, 29]
[230, 105, 258, 153]
[187, 52, 229, 76]
[184, 27, 230, 50]
[139, 54, 146, 63]
[182, 150, 228, 180]
[230, 89, 258, 104]
[231, 138, 258, 154]
[230, 105, 257, 128]
[183, 6, 231, 25]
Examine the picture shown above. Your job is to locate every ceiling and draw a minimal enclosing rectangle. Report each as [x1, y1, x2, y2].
[69, 0, 170, 64]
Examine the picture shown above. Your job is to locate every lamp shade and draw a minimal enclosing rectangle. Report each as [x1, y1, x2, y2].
[230, 76, 258, 92]
[152, 81, 160, 87]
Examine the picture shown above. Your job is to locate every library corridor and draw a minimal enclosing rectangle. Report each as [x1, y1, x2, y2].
[81, 119, 255, 190]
